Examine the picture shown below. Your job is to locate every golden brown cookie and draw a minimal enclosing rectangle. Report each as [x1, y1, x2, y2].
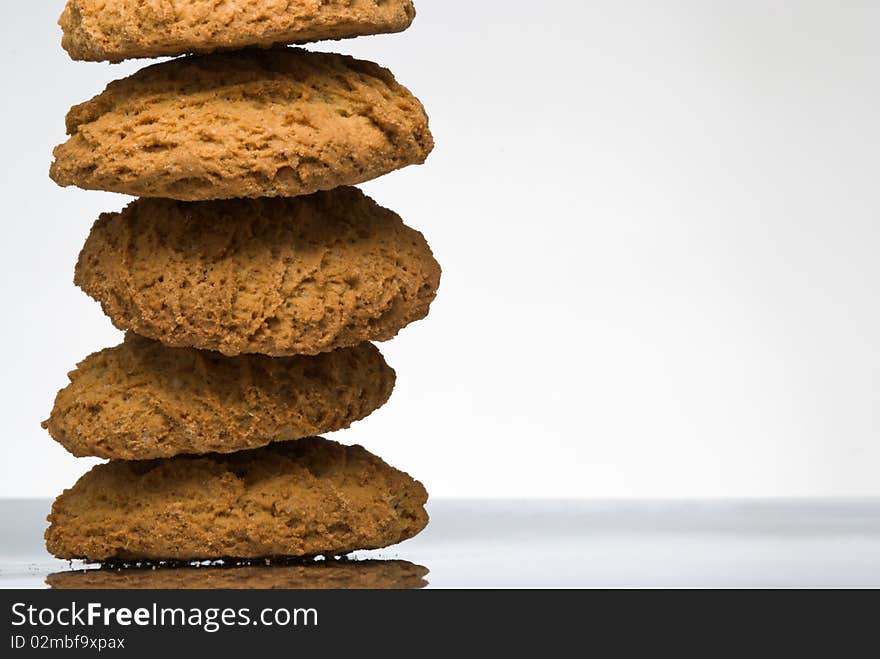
[43, 335, 395, 460]
[75, 189, 441, 357]
[50, 48, 433, 201]
[45, 438, 429, 561]
[47, 560, 429, 590]
[60, 0, 417, 63]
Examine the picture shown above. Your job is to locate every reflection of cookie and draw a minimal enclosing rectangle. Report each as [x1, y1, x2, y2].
[75, 189, 441, 357]
[43, 335, 395, 460]
[60, 0, 417, 63]
[46, 437, 429, 561]
[50, 49, 433, 201]
[47, 560, 428, 590]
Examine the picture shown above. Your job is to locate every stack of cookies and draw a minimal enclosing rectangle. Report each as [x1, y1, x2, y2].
[43, 1, 439, 563]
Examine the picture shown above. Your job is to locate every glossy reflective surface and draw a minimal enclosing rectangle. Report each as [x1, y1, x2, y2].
[3, 499, 880, 588]
[46, 560, 428, 590]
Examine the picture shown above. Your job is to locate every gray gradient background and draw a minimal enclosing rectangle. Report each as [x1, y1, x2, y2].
[1, 1, 878, 499]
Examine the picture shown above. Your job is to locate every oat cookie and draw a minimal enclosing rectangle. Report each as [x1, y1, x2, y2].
[60, 0, 417, 63]
[75, 188, 441, 356]
[45, 438, 429, 561]
[50, 48, 433, 200]
[43, 335, 395, 460]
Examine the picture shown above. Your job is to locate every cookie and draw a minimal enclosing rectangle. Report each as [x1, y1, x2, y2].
[60, 0, 417, 63]
[45, 438, 429, 561]
[75, 189, 441, 357]
[43, 334, 395, 460]
[50, 48, 433, 201]
[47, 560, 429, 590]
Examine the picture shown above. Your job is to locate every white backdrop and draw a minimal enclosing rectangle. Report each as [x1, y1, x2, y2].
[2, 1, 878, 499]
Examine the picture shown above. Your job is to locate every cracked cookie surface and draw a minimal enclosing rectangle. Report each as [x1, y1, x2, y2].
[43, 335, 395, 460]
[50, 48, 433, 200]
[46, 437, 429, 561]
[75, 188, 441, 356]
[60, 0, 417, 63]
